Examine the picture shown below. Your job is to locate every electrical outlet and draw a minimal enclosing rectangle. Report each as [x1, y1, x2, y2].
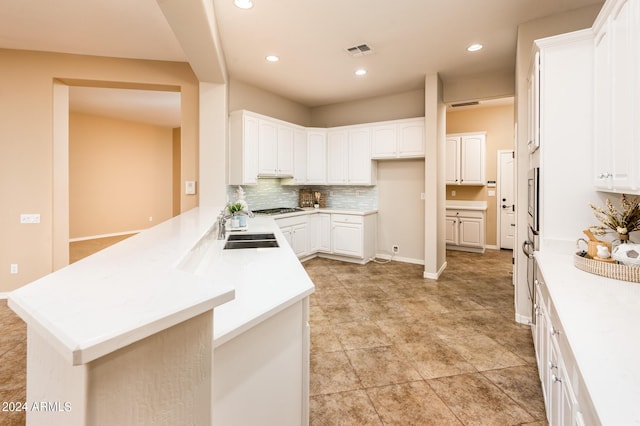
[10, 264, 18, 274]
[392, 245, 399, 254]
[20, 213, 40, 224]
[451, 190, 456, 197]
[148, 216, 153, 222]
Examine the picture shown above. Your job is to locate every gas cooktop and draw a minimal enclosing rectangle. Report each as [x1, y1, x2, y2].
[252, 207, 304, 215]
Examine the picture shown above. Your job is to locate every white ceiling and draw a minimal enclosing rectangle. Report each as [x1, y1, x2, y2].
[0, 0, 603, 125]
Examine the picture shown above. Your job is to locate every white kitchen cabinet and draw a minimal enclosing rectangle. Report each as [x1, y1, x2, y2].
[327, 129, 348, 184]
[282, 127, 309, 186]
[308, 213, 331, 253]
[326, 127, 376, 185]
[306, 129, 327, 184]
[445, 133, 486, 186]
[257, 119, 294, 177]
[532, 266, 599, 426]
[229, 111, 259, 185]
[445, 208, 485, 253]
[371, 117, 425, 159]
[330, 213, 376, 261]
[348, 127, 376, 185]
[276, 215, 309, 258]
[332, 214, 364, 258]
[593, 0, 640, 193]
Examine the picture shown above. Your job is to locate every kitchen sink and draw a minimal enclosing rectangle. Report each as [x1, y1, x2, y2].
[224, 233, 279, 249]
[227, 233, 276, 241]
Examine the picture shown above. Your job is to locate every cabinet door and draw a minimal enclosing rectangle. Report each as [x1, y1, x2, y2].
[242, 114, 259, 185]
[610, 0, 635, 189]
[445, 137, 460, 185]
[258, 119, 278, 175]
[460, 135, 485, 185]
[292, 129, 307, 184]
[327, 130, 348, 184]
[332, 223, 363, 258]
[291, 224, 308, 257]
[594, 26, 612, 189]
[280, 226, 293, 248]
[277, 125, 295, 176]
[458, 216, 483, 248]
[370, 125, 397, 158]
[318, 213, 331, 253]
[348, 128, 373, 185]
[445, 216, 458, 245]
[397, 120, 424, 157]
[306, 131, 327, 184]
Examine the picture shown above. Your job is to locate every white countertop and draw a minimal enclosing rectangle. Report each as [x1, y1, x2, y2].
[445, 200, 488, 211]
[261, 207, 378, 220]
[535, 247, 640, 425]
[181, 214, 315, 347]
[8, 207, 315, 364]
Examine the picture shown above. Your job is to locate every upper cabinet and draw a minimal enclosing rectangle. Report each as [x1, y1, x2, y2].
[371, 118, 425, 159]
[229, 111, 259, 185]
[257, 119, 294, 177]
[230, 110, 419, 186]
[229, 110, 295, 184]
[306, 129, 327, 184]
[445, 133, 486, 186]
[593, 0, 640, 193]
[326, 127, 377, 185]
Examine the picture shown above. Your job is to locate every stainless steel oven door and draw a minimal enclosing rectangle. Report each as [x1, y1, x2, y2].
[527, 168, 540, 232]
[522, 225, 539, 324]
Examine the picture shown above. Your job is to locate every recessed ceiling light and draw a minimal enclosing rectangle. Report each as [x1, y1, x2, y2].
[355, 69, 367, 76]
[467, 43, 483, 52]
[265, 55, 279, 62]
[234, 0, 253, 9]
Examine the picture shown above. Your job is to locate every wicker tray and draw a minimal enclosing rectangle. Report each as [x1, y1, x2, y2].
[574, 253, 640, 283]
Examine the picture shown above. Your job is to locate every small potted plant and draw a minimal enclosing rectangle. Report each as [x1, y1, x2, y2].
[589, 194, 640, 243]
[227, 200, 248, 228]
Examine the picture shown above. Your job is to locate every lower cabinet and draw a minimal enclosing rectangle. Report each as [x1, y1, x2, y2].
[445, 208, 485, 253]
[276, 215, 309, 258]
[533, 265, 597, 426]
[277, 211, 376, 263]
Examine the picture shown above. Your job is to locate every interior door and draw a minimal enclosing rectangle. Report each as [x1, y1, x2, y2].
[499, 150, 515, 249]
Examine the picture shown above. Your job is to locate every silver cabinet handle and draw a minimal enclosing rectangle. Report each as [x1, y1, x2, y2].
[552, 374, 562, 383]
[550, 327, 560, 336]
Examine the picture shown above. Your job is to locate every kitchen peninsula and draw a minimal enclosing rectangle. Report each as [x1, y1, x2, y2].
[8, 207, 315, 425]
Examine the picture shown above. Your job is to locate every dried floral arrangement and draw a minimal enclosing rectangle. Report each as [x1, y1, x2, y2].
[589, 194, 640, 238]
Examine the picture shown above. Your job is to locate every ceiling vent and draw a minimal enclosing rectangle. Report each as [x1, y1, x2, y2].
[346, 44, 373, 57]
[450, 101, 480, 108]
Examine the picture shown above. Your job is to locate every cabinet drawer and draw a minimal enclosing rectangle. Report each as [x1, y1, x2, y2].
[331, 214, 363, 224]
[275, 215, 308, 228]
[446, 209, 484, 219]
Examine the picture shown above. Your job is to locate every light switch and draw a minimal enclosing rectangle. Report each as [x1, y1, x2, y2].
[488, 190, 496, 197]
[20, 214, 40, 224]
[185, 181, 196, 195]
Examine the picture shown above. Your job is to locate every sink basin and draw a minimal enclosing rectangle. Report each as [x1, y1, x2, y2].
[227, 233, 276, 241]
[223, 240, 279, 250]
[224, 233, 279, 249]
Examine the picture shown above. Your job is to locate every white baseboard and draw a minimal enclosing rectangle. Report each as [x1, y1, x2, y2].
[515, 313, 532, 325]
[424, 261, 447, 279]
[69, 230, 142, 243]
[374, 253, 424, 265]
[485, 244, 499, 250]
[0, 292, 10, 300]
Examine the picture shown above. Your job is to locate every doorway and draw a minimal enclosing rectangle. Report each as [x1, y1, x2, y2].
[53, 82, 181, 270]
[498, 150, 515, 249]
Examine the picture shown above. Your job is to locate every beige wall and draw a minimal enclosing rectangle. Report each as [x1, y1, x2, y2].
[311, 89, 425, 127]
[69, 112, 174, 239]
[446, 104, 515, 247]
[376, 160, 425, 263]
[228, 79, 311, 126]
[0, 48, 199, 292]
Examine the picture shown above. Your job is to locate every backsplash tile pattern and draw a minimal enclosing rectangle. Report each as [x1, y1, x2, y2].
[227, 179, 377, 211]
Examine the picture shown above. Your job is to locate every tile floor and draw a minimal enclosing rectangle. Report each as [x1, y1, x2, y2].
[0, 247, 546, 425]
[305, 249, 547, 425]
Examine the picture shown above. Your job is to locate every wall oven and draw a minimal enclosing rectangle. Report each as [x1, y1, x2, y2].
[523, 167, 540, 323]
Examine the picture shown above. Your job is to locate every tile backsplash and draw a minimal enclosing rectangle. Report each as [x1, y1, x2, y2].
[227, 179, 378, 211]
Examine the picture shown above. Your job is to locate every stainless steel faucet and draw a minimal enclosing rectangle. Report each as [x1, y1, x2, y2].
[217, 210, 231, 240]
